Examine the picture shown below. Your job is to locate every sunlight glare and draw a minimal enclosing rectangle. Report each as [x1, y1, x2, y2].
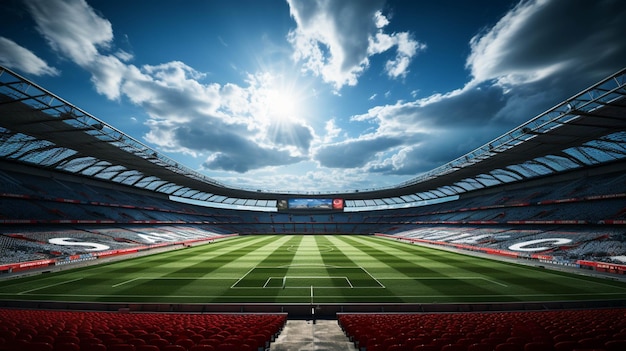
[252, 70, 313, 125]
[265, 88, 300, 123]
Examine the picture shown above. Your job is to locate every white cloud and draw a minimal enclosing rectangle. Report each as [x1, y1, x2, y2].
[19, 0, 316, 173]
[89, 55, 128, 100]
[114, 49, 134, 62]
[369, 27, 425, 79]
[466, 0, 626, 87]
[123, 63, 315, 171]
[0, 37, 59, 76]
[25, 0, 114, 67]
[385, 32, 424, 79]
[321, 0, 626, 178]
[286, 0, 423, 90]
[323, 119, 342, 143]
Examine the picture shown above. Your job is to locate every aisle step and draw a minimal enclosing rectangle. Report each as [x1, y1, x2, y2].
[271, 319, 357, 351]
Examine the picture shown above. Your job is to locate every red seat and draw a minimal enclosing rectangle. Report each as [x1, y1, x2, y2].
[96, 332, 117, 342]
[413, 345, 438, 351]
[117, 333, 136, 342]
[58, 335, 81, 345]
[239, 343, 257, 351]
[441, 344, 466, 351]
[53, 342, 80, 351]
[553, 334, 574, 343]
[523, 342, 554, 351]
[130, 330, 147, 337]
[248, 334, 269, 348]
[457, 338, 479, 346]
[199, 338, 221, 347]
[190, 345, 215, 351]
[553, 341, 577, 351]
[33, 335, 55, 344]
[243, 337, 262, 349]
[108, 344, 137, 351]
[87, 343, 107, 351]
[162, 345, 187, 351]
[376, 343, 394, 351]
[176, 338, 195, 349]
[468, 343, 495, 351]
[431, 338, 454, 347]
[217, 343, 240, 351]
[507, 337, 529, 346]
[577, 338, 602, 349]
[387, 345, 409, 351]
[605, 340, 626, 351]
[189, 334, 204, 343]
[148, 338, 170, 347]
[140, 333, 162, 341]
[496, 343, 523, 351]
[128, 338, 147, 346]
[23, 341, 54, 351]
[136, 345, 160, 351]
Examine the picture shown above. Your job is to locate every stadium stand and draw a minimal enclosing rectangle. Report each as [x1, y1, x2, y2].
[338, 309, 626, 351]
[0, 309, 286, 351]
[1, 164, 626, 276]
[2, 165, 625, 275]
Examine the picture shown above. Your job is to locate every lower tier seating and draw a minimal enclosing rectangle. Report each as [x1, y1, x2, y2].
[0, 309, 286, 351]
[338, 308, 626, 351]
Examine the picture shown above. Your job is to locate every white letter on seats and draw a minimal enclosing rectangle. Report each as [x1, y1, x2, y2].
[508, 238, 571, 252]
[49, 238, 110, 251]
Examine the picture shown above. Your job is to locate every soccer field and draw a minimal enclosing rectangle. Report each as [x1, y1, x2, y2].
[2, 235, 625, 304]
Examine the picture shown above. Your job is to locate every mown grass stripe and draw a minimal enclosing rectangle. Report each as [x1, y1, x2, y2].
[340, 235, 503, 298]
[1, 235, 625, 304]
[372, 235, 623, 294]
[106, 236, 280, 298]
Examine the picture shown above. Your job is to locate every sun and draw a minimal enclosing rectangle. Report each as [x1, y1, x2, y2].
[265, 88, 300, 123]
[252, 71, 312, 125]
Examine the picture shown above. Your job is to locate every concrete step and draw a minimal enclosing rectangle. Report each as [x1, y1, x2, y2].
[270, 319, 357, 351]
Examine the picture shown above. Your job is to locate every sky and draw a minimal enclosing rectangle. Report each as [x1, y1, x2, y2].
[1, 0, 625, 194]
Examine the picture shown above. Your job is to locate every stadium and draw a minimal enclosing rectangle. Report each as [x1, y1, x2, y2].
[1, 61, 626, 351]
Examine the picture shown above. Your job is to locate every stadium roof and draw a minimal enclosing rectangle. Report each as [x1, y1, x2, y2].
[1, 65, 625, 211]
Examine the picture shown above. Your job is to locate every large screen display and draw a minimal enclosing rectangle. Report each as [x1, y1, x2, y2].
[277, 198, 344, 211]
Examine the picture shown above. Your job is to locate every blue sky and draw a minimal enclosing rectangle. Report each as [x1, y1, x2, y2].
[1, 0, 625, 193]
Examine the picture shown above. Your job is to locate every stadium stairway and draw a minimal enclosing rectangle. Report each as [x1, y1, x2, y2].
[270, 319, 357, 351]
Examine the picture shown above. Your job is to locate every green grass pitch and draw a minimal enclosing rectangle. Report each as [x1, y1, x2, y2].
[1, 235, 625, 304]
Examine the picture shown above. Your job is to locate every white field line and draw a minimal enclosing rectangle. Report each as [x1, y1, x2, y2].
[360, 267, 386, 288]
[19, 278, 83, 295]
[111, 277, 236, 288]
[231, 266, 257, 288]
[3, 291, 625, 299]
[112, 277, 141, 288]
[377, 276, 508, 287]
[483, 278, 508, 287]
[258, 276, 354, 289]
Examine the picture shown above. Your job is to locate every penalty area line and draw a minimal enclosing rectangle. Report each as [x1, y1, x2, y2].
[19, 277, 83, 295]
[112, 277, 141, 288]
